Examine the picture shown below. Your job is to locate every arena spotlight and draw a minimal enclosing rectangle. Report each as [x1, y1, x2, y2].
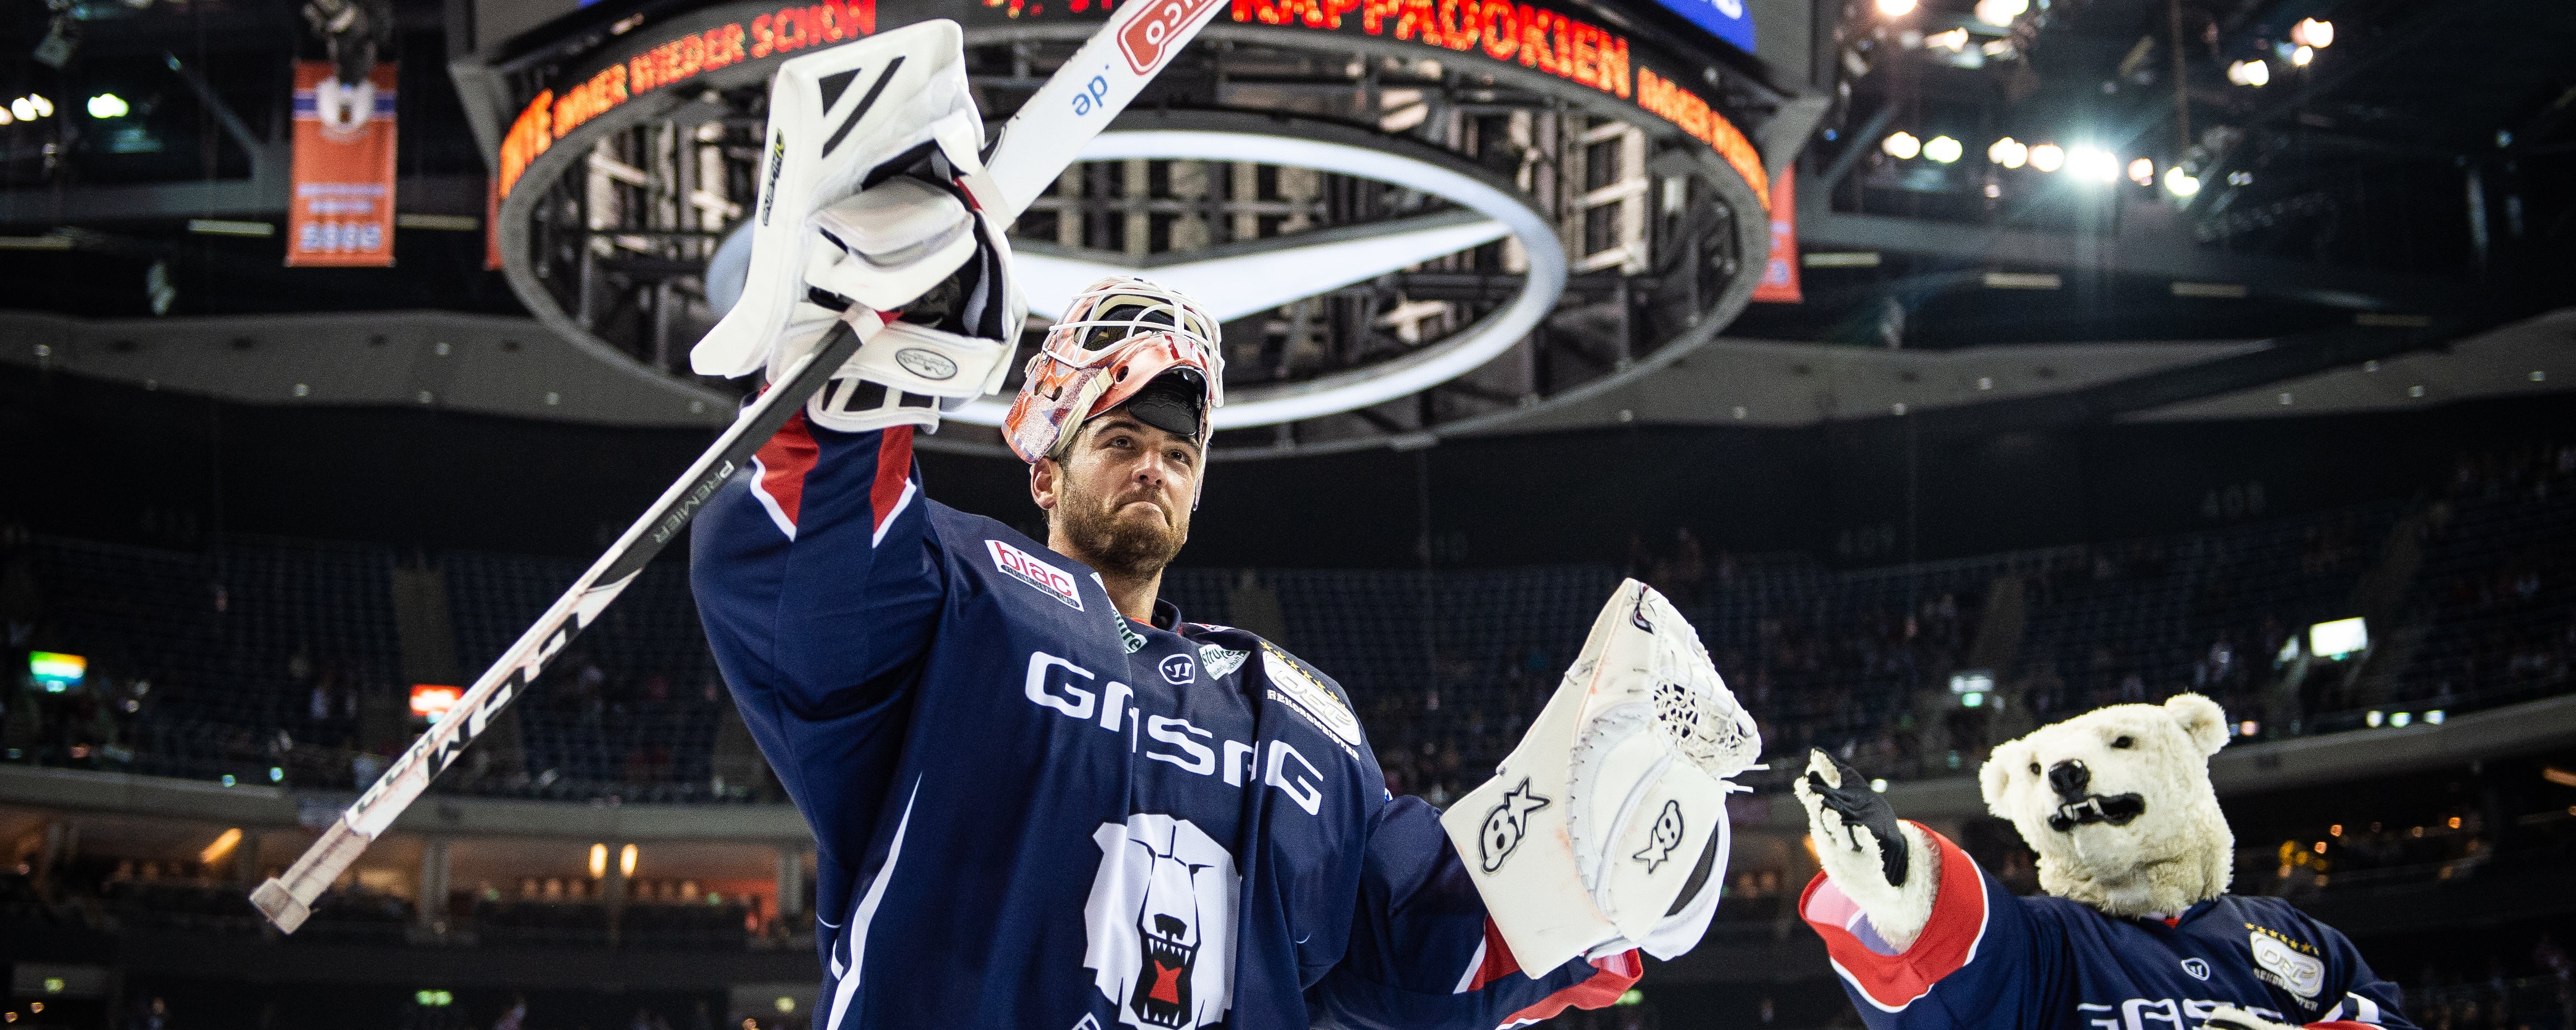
[1926, 27, 1968, 50]
[619, 843, 638, 877]
[1924, 135, 1963, 163]
[200, 828, 242, 865]
[1972, 0, 2026, 26]
[2290, 17, 2332, 48]
[2309, 617, 2369, 659]
[1988, 137, 2029, 168]
[1883, 131, 1922, 159]
[2163, 166, 2201, 196]
[2291, 45, 2313, 67]
[2128, 158, 2155, 185]
[2066, 145, 2119, 183]
[8, 97, 36, 121]
[2228, 59, 2271, 87]
[1874, 0, 1915, 16]
[2028, 143, 2065, 172]
[589, 843, 608, 878]
[86, 93, 127, 118]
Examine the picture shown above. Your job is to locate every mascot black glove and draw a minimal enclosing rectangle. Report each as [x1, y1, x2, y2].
[1802, 749, 1907, 887]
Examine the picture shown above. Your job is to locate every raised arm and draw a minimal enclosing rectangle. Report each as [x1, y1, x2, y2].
[692, 417, 944, 856]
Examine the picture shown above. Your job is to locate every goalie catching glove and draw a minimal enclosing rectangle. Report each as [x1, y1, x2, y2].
[689, 20, 1025, 433]
[1439, 579, 1762, 974]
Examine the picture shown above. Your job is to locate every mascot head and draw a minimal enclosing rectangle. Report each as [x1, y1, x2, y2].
[1978, 693, 2234, 917]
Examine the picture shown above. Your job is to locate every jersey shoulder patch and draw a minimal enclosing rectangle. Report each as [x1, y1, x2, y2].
[1258, 642, 1366, 752]
[929, 502, 1096, 611]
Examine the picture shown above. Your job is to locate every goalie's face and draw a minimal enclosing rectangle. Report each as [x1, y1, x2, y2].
[1033, 412, 1200, 578]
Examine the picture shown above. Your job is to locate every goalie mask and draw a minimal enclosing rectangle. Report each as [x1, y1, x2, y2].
[1440, 579, 1761, 974]
[1003, 276, 1225, 464]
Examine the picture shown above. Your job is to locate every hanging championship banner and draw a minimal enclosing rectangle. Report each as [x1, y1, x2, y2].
[287, 61, 399, 267]
[1750, 173, 1801, 303]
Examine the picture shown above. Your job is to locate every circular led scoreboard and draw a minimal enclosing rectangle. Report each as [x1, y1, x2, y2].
[455, 0, 1786, 458]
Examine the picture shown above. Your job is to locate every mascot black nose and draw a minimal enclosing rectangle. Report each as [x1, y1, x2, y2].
[2048, 760, 2090, 800]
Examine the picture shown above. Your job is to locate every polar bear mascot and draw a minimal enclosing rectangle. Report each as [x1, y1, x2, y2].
[1793, 694, 2414, 1030]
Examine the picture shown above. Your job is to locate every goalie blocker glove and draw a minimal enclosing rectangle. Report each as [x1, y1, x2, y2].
[689, 20, 1025, 433]
[1439, 579, 1762, 974]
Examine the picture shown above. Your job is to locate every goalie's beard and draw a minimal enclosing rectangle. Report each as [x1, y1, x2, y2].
[1053, 468, 1189, 580]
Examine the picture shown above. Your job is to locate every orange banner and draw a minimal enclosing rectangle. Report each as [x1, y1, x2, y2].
[287, 61, 399, 268]
[1750, 173, 1800, 303]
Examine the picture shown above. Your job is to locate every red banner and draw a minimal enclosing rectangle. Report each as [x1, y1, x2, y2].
[1750, 172, 1800, 303]
[287, 61, 399, 268]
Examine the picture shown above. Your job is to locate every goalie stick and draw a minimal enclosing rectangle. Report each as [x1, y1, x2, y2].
[249, 0, 1230, 933]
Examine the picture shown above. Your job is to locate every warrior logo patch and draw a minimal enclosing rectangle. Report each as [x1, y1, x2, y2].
[1476, 778, 1551, 873]
[1082, 814, 1239, 1030]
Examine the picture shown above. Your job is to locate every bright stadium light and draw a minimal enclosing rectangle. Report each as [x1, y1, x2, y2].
[1988, 137, 2029, 167]
[1883, 131, 1922, 159]
[2067, 145, 2120, 183]
[2028, 143, 2064, 172]
[8, 97, 35, 121]
[2128, 157, 2155, 185]
[26, 94, 51, 118]
[2291, 45, 2313, 66]
[87, 93, 128, 118]
[2164, 166, 2201, 196]
[1972, 0, 2026, 26]
[1924, 135, 1963, 163]
[2290, 17, 2332, 48]
[1874, 0, 1916, 17]
[1926, 27, 1968, 50]
[2228, 59, 2271, 87]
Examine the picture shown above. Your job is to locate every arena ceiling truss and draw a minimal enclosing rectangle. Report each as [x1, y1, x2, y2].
[453, 0, 1790, 458]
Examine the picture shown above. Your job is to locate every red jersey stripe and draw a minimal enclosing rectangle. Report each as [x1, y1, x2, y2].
[871, 426, 913, 535]
[1800, 823, 1991, 1012]
[1495, 950, 1642, 1028]
[751, 410, 820, 533]
[1465, 918, 1519, 992]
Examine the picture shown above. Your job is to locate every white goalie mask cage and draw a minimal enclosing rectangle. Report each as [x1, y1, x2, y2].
[1439, 579, 1761, 974]
[1002, 275, 1225, 464]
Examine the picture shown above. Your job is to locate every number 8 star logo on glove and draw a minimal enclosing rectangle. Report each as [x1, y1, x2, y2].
[1475, 779, 1553, 873]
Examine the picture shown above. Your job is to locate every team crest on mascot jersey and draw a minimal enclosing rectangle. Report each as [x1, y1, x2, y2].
[1082, 814, 1240, 1030]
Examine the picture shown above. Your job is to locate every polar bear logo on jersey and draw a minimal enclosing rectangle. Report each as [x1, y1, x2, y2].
[1082, 813, 1240, 1030]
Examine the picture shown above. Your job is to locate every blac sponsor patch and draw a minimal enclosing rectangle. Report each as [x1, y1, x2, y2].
[988, 539, 1083, 610]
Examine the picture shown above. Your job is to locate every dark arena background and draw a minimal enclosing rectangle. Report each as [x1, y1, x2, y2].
[2, 0, 2575, 1025]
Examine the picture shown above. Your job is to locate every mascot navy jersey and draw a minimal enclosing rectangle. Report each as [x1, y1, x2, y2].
[691, 416, 1640, 1030]
[1802, 828, 2415, 1030]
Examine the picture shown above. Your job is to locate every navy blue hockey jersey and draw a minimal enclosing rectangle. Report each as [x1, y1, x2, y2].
[692, 416, 1639, 1030]
[1801, 825, 2413, 1030]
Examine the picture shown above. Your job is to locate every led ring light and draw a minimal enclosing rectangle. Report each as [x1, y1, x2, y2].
[943, 126, 1568, 429]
